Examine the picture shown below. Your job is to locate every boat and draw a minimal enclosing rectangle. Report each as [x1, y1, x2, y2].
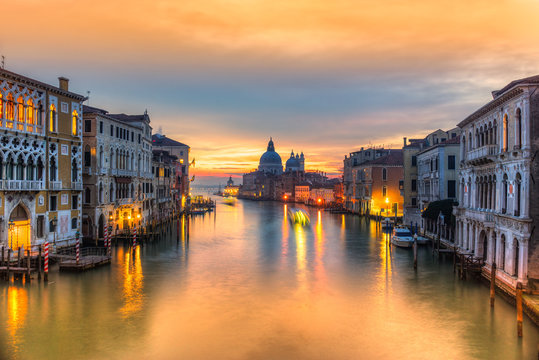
[190, 209, 206, 215]
[382, 217, 394, 229]
[415, 235, 431, 245]
[390, 226, 415, 248]
[288, 208, 310, 226]
[223, 196, 236, 206]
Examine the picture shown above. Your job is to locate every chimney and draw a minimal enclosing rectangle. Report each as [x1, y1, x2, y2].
[58, 77, 69, 91]
[403, 137, 407, 147]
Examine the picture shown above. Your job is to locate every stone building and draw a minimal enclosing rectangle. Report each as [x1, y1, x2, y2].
[0, 69, 85, 249]
[81, 105, 153, 240]
[152, 150, 178, 220]
[454, 75, 539, 291]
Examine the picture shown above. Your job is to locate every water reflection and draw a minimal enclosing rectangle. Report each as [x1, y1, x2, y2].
[119, 246, 144, 319]
[5, 286, 28, 351]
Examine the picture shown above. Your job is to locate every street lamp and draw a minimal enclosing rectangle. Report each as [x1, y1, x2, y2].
[51, 216, 57, 245]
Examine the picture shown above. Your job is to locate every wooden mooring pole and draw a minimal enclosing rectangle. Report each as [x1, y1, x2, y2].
[413, 235, 418, 270]
[516, 282, 523, 337]
[25, 250, 31, 282]
[38, 246, 42, 280]
[490, 263, 496, 307]
[6, 249, 11, 281]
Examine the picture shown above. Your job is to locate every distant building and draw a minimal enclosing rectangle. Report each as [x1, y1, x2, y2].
[152, 150, 177, 220]
[294, 183, 310, 203]
[258, 138, 283, 175]
[224, 176, 240, 196]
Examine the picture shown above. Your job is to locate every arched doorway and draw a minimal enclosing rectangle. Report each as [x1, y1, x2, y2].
[9, 204, 30, 250]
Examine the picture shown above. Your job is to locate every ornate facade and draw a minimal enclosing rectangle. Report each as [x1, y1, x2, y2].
[0, 69, 85, 249]
[455, 75, 539, 290]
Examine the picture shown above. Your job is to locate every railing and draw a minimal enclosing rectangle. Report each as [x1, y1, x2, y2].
[111, 169, 137, 177]
[465, 145, 498, 163]
[83, 167, 92, 175]
[466, 208, 495, 223]
[72, 182, 83, 191]
[0, 179, 44, 191]
[49, 181, 62, 190]
[116, 197, 133, 206]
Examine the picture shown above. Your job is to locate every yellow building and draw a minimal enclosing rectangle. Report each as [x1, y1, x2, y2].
[0, 69, 85, 250]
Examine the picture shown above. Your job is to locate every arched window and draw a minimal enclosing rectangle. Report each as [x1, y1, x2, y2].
[468, 131, 473, 150]
[488, 122, 493, 145]
[493, 121, 497, 145]
[382, 168, 387, 181]
[516, 108, 522, 148]
[26, 157, 34, 180]
[6, 155, 14, 180]
[16, 155, 24, 180]
[6, 93, 15, 125]
[503, 114, 508, 151]
[480, 125, 484, 147]
[502, 174, 508, 214]
[37, 157, 44, 180]
[109, 183, 114, 202]
[99, 146, 104, 168]
[50, 157, 57, 181]
[72, 110, 78, 136]
[514, 239, 520, 277]
[85, 187, 91, 204]
[26, 99, 34, 132]
[0, 93, 3, 119]
[72, 158, 78, 182]
[500, 234, 506, 271]
[37, 101, 43, 127]
[71, 217, 78, 230]
[49, 104, 57, 132]
[99, 183, 104, 204]
[17, 96, 24, 130]
[515, 173, 521, 217]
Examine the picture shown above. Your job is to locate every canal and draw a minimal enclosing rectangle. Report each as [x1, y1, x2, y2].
[1, 199, 538, 359]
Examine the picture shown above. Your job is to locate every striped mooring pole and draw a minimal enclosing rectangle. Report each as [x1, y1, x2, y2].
[75, 231, 80, 265]
[44, 242, 49, 282]
[132, 226, 137, 249]
[104, 223, 108, 251]
[107, 225, 112, 255]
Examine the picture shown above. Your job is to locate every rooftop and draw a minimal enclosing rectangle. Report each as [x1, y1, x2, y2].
[152, 134, 189, 148]
[363, 150, 403, 166]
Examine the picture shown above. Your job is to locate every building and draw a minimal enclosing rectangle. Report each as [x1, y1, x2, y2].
[0, 69, 85, 250]
[152, 150, 177, 220]
[343, 147, 391, 213]
[353, 150, 404, 218]
[258, 138, 283, 175]
[223, 176, 240, 196]
[152, 134, 190, 207]
[454, 75, 539, 291]
[81, 105, 153, 240]
[285, 150, 304, 172]
[294, 183, 310, 203]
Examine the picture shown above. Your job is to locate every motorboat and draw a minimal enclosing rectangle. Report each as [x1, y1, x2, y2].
[223, 196, 236, 206]
[390, 226, 415, 248]
[288, 208, 310, 226]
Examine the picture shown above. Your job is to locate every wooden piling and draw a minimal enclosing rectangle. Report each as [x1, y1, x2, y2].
[490, 263, 496, 307]
[1, 246, 4, 267]
[6, 249, 10, 281]
[413, 235, 418, 270]
[453, 248, 456, 273]
[38, 246, 42, 280]
[516, 282, 523, 337]
[26, 250, 31, 282]
[17, 247, 22, 267]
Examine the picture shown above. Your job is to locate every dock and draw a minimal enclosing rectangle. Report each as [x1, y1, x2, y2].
[57, 247, 111, 272]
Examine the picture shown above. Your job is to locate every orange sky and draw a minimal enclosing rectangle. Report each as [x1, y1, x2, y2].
[2, 0, 539, 183]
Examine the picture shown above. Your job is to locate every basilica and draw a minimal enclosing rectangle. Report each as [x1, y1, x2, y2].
[257, 137, 305, 174]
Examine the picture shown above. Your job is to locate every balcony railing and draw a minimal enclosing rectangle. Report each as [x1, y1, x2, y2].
[465, 145, 497, 163]
[466, 208, 495, 224]
[115, 198, 133, 206]
[72, 182, 83, 191]
[0, 179, 44, 191]
[111, 169, 137, 177]
[97, 167, 108, 175]
[49, 181, 62, 190]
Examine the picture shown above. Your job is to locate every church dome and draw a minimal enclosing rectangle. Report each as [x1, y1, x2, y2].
[258, 138, 283, 174]
[285, 152, 300, 172]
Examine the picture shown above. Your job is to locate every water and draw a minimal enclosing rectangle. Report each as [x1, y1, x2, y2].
[1, 199, 538, 360]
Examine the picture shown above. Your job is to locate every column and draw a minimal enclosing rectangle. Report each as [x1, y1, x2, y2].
[519, 240, 528, 283]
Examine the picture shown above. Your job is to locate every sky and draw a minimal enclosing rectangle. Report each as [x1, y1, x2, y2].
[2, 0, 539, 185]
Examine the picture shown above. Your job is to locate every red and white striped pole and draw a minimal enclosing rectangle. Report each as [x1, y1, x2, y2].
[132, 226, 137, 250]
[104, 223, 108, 251]
[44, 242, 49, 282]
[76, 231, 80, 265]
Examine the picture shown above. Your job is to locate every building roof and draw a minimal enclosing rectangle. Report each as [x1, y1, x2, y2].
[109, 112, 149, 123]
[0, 68, 86, 101]
[152, 134, 189, 148]
[459, 74, 539, 128]
[83, 105, 108, 115]
[362, 150, 403, 166]
[416, 136, 460, 156]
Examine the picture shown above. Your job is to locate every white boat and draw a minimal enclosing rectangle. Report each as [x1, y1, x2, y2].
[390, 227, 415, 248]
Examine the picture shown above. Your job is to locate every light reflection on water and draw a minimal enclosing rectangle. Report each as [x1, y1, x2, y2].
[0, 199, 538, 360]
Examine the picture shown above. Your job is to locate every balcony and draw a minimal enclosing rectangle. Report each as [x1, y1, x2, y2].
[0, 180, 44, 191]
[464, 208, 495, 226]
[465, 145, 498, 165]
[115, 198, 133, 206]
[72, 182, 83, 191]
[112, 169, 137, 177]
[49, 181, 62, 191]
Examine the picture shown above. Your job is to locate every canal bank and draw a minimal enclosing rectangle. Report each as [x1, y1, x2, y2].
[0, 199, 538, 360]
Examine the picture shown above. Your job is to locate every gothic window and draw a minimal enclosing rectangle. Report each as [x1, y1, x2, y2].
[500, 234, 506, 271]
[99, 146, 104, 168]
[514, 239, 520, 277]
[503, 114, 509, 151]
[493, 121, 497, 145]
[50, 157, 57, 181]
[16, 96, 24, 130]
[382, 168, 387, 181]
[72, 158, 78, 182]
[37, 101, 43, 126]
[515, 173, 521, 217]
[0, 93, 3, 118]
[26, 99, 34, 132]
[37, 157, 44, 180]
[382, 185, 387, 198]
[26, 158, 34, 180]
[109, 183, 114, 202]
[516, 108, 522, 148]
[71, 217, 78, 230]
[502, 173, 508, 214]
[85, 187, 91, 204]
[72, 110, 79, 136]
[99, 183, 103, 204]
[6, 93, 15, 125]
[49, 104, 57, 132]
[16, 155, 24, 180]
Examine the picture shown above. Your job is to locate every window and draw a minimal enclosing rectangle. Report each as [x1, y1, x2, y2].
[85, 119, 92, 132]
[411, 156, 417, 166]
[61, 102, 68, 113]
[72, 110, 79, 136]
[411, 179, 417, 192]
[110, 124, 114, 136]
[49, 157, 57, 181]
[71, 218, 78, 230]
[382, 168, 387, 181]
[50, 195, 57, 211]
[72, 195, 78, 210]
[72, 159, 78, 182]
[138, 134, 141, 143]
[99, 121, 104, 134]
[382, 185, 387, 197]
[84, 148, 91, 167]
[448, 155, 455, 170]
[411, 197, 417, 206]
[503, 114, 509, 151]
[49, 104, 57, 132]
[85, 187, 91, 204]
[26, 99, 34, 131]
[116, 127, 119, 138]
[131, 131, 134, 142]
[37, 216, 44, 238]
[435, 158, 438, 171]
[516, 108, 522, 148]
[447, 180, 456, 198]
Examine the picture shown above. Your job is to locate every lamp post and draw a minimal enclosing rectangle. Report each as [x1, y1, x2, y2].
[51, 216, 57, 245]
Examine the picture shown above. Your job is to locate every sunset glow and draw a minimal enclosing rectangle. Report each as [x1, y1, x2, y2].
[2, 0, 539, 183]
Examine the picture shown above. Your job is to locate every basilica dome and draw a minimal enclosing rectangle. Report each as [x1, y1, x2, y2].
[258, 138, 283, 175]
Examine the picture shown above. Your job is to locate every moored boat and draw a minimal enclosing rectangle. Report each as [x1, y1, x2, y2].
[390, 227, 415, 248]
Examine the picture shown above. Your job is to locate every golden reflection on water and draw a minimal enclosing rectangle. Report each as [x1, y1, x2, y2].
[6, 286, 28, 348]
[314, 210, 326, 286]
[282, 205, 289, 258]
[294, 223, 307, 288]
[120, 246, 144, 319]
